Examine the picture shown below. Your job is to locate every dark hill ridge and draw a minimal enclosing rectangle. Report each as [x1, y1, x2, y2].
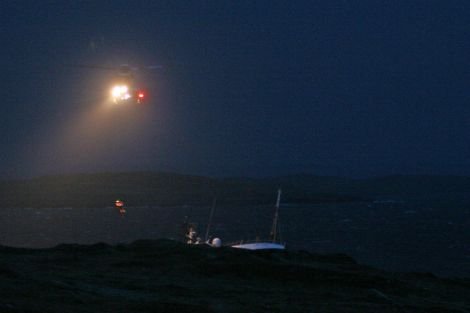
[0, 239, 468, 313]
[2, 171, 470, 208]
[0, 172, 361, 208]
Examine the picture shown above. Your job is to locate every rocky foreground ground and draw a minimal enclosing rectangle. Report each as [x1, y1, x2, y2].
[0, 240, 469, 313]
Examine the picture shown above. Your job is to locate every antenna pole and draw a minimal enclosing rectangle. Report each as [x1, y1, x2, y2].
[204, 197, 217, 242]
[271, 189, 281, 242]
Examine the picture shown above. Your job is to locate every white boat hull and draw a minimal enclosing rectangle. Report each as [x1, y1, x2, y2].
[231, 242, 285, 250]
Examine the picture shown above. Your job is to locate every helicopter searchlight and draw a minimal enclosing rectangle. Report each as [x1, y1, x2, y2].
[111, 85, 132, 102]
[67, 62, 158, 105]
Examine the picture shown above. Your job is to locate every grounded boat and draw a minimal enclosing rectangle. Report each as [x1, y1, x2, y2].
[230, 242, 285, 250]
[230, 189, 286, 250]
[183, 189, 286, 250]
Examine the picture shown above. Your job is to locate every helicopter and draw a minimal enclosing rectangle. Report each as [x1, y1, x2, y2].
[68, 63, 162, 104]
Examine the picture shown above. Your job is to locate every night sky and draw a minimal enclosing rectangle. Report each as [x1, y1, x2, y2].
[1, 1, 470, 178]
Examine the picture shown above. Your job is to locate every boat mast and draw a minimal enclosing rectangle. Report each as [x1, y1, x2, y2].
[270, 188, 281, 242]
[204, 197, 217, 242]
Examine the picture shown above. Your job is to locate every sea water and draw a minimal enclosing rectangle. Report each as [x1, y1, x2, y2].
[0, 201, 468, 277]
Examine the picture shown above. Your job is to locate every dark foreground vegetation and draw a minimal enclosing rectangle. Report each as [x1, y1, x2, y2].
[0, 239, 468, 313]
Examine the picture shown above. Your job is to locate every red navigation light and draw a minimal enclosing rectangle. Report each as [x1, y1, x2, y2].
[136, 90, 146, 103]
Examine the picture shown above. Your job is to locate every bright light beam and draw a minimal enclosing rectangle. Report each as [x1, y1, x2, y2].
[111, 85, 131, 102]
